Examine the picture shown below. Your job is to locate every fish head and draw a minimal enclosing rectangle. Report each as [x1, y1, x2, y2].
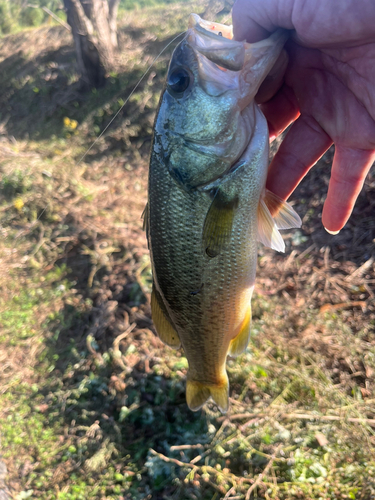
[153, 14, 288, 190]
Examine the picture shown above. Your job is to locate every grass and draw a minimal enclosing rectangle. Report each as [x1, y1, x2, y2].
[0, 1, 375, 499]
[0, 0, 185, 37]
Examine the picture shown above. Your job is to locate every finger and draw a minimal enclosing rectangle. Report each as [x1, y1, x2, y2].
[266, 114, 333, 198]
[232, 0, 272, 42]
[258, 84, 300, 139]
[322, 147, 375, 232]
[232, 0, 297, 42]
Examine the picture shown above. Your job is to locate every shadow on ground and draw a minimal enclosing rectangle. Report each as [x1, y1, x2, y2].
[0, 25, 178, 143]
[32, 235, 214, 498]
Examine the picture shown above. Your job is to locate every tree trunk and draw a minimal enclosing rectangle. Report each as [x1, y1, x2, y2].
[63, 0, 120, 87]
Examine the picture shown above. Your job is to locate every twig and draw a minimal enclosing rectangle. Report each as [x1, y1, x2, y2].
[27, 4, 71, 31]
[245, 445, 282, 500]
[29, 227, 45, 257]
[207, 480, 226, 495]
[319, 301, 367, 313]
[190, 454, 204, 465]
[345, 257, 374, 282]
[149, 449, 197, 470]
[218, 412, 375, 427]
[113, 323, 137, 350]
[87, 263, 98, 288]
[223, 486, 236, 500]
[170, 444, 204, 451]
[149, 449, 253, 485]
[297, 243, 316, 261]
[86, 335, 105, 365]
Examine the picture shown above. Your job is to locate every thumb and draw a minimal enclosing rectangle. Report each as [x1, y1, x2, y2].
[232, 0, 294, 42]
[255, 49, 288, 104]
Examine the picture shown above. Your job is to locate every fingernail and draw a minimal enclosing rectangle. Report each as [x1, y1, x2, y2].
[324, 227, 340, 235]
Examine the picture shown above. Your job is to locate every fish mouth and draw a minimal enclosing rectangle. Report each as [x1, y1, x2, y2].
[167, 131, 240, 160]
[187, 14, 247, 72]
[188, 14, 289, 108]
[188, 14, 234, 40]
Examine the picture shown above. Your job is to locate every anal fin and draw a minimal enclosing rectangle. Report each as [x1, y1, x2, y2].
[228, 305, 252, 357]
[151, 286, 180, 348]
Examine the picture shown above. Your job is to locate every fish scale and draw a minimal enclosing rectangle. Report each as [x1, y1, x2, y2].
[146, 14, 301, 412]
[148, 108, 267, 400]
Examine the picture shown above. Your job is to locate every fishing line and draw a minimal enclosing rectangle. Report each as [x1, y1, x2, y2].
[77, 30, 187, 164]
[32, 29, 186, 226]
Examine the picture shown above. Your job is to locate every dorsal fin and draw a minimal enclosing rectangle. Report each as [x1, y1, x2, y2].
[141, 203, 149, 232]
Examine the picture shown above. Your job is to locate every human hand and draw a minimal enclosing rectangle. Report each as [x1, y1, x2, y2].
[232, 0, 375, 233]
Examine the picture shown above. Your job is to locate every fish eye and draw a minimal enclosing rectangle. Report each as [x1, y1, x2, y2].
[167, 67, 192, 96]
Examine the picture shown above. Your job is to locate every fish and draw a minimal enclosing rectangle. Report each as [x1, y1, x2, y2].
[144, 14, 301, 413]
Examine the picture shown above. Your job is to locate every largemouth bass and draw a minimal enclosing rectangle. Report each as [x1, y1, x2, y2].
[144, 14, 301, 412]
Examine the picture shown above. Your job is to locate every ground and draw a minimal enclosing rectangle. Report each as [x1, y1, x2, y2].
[0, 2, 374, 499]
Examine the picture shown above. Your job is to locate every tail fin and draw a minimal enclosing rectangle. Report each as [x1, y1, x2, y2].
[186, 374, 229, 413]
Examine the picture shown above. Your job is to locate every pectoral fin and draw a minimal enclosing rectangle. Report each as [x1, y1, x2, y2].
[257, 190, 301, 253]
[228, 305, 252, 357]
[203, 188, 239, 258]
[186, 373, 229, 413]
[263, 189, 302, 230]
[151, 286, 180, 348]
